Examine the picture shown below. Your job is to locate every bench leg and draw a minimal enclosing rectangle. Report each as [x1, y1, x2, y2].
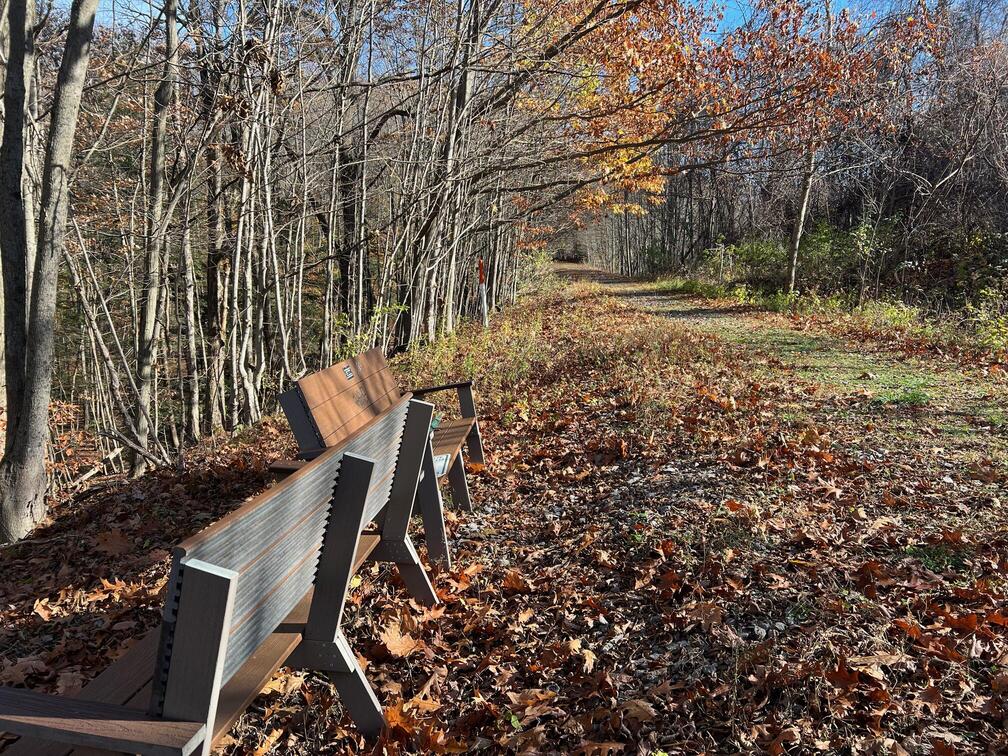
[457, 384, 486, 465]
[290, 453, 389, 739]
[447, 455, 472, 512]
[289, 631, 387, 738]
[394, 536, 439, 606]
[369, 399, 441, 605]
[370, 534, 439, 606]
[418, 440, 451, 568]
[326, 632, 387, 738]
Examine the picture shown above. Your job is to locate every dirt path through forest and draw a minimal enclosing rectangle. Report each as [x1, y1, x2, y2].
[2, 266, 1004, 754]
[555, 261, 1008, 468]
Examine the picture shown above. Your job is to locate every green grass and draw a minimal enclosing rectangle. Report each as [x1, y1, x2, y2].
[649, 277, 738, 300]
[646, 274, 1006, 356]
[980, 407, 1007, 429]
[871, 379, 932, 408]
[904, 543, 970, 574]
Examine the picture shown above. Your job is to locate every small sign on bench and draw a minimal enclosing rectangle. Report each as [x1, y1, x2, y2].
[432, 453, 451, 477]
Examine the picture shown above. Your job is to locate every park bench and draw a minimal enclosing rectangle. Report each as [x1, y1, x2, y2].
[0, 392, 437, 753]
[275, 348, 485, 568]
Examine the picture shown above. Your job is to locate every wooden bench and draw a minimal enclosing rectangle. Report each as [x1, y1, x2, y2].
[277, 348, 485, 569]
[0, 393, 437, 752]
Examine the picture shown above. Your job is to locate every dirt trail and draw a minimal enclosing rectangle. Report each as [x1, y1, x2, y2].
[555, 261, 763, 334]
[554, 261, 1008, 466]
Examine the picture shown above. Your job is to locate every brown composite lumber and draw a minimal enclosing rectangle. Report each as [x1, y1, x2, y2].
[2, 631, 160, 756]
[0, 688, 204, 756]
[432, 417, 477, 476]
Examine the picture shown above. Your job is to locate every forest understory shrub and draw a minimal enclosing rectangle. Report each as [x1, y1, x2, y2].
[650, 222, 1008, 357]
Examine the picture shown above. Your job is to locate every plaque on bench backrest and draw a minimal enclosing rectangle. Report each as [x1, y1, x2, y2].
[432, 453, 451, 477]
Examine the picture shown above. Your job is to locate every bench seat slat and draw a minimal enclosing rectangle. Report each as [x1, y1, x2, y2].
[2, 632, 160, 756]
[432, 417, 477, 477]
[0, 687, 204, 756]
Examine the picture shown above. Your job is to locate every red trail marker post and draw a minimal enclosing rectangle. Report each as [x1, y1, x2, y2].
[478, 258, 489, 328]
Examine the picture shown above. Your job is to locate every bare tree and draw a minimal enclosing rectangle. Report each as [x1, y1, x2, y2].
[0, 0, 100, 540]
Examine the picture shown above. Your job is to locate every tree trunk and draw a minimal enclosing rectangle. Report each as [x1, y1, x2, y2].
[0, 0, 100, 542]
[788, 152, 816, 293]
[131, 0, 179, 475]
[0, 0, 34, 452]
[180, 217, 201, 438]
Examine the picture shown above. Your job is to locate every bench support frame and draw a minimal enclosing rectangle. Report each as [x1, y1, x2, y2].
[287, 453, 389, 737]
[159, 559, 238, 756]
[368, 399, 439, 604]
[416, 436, 451, 567]
[447, 454, 472, 511]
[455, 382, 486, 465]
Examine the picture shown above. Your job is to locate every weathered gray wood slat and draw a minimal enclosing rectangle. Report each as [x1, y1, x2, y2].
[0, 688, 205, 756]
[161, 560, 237, 756]
[339, 400, 409, 522]
[223, 553, 317, 682]
[160, 449, 345, 685]
[179, 453, 343, 567]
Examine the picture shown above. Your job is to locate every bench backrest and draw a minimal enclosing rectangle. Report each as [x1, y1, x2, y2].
[280, 348, 403, 454]
[149, 394, 412, 722]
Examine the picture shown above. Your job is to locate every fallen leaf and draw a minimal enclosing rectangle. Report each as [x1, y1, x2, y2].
[252, 728, 284, 756]
[381, 621, 421, 658]
[503, 569, 533, 594]
[96, 529, 133, 556]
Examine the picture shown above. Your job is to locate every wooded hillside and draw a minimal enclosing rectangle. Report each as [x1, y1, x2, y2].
[0, 0, 976, 541]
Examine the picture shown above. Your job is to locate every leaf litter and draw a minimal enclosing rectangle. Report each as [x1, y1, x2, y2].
[0, 280, 1005, 754]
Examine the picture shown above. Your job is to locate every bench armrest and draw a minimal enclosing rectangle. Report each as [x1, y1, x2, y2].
[269, 458, 308, 476]
[0, 686, 206, 756]
[414, 381, 485, 464]
[411, 380, 473, 397]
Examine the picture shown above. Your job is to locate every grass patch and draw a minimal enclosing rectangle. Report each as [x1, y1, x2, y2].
[871, 379, 932, 408]
[905, 543, 970, 574]
[648, 273, 1006, 359]
[649, 276, 739, 300]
